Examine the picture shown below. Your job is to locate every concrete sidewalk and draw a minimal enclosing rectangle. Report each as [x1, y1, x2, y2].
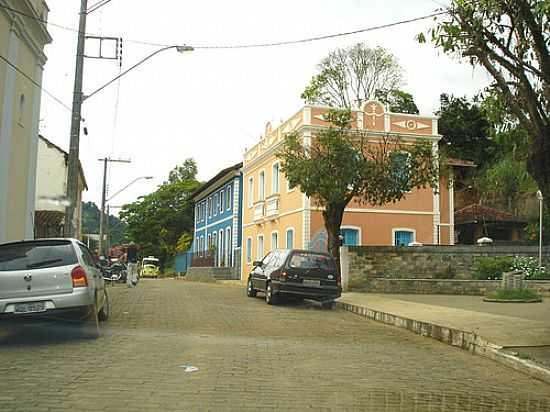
[337, 293, 550, 384]
[338, 293, 550, 347]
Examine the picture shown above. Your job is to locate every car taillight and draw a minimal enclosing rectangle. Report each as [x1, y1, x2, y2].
[71, 266, 88, 288]
[336, 275, 341, 286]
[281, 271, 288, 281]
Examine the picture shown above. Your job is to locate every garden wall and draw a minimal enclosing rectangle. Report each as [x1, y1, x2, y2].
[341, 245, 550, 294]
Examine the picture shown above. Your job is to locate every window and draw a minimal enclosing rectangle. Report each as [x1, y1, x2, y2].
[286, 229, 294, 249]
[195, 205, 199, 224]
[272, 163, 280, 194]
[271, 232, 278, 250]
[248, 177, 254, 207]
[219, 190, 224, 213]
[341, 228, 360, 246]
[225, 227, 231, 266]
[393, 229, 415, 246]
[18, 94, 25, 126]
[257, 235, 264, 260]
[214, 193, 218, 215]
[208, 198, 212, 217]
[391, 151, 412, 190]
[0, 240, 78, 271]
[208, 234, 212, 250]
[259, 171, 265, 200]
[246, 237, 252, 263]
[226, 186, 231, 210]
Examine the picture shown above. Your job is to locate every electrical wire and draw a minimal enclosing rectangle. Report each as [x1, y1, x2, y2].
[0, 2, 449, 50]
[0, 54, 72, 112]
[86, 0, 113, 15]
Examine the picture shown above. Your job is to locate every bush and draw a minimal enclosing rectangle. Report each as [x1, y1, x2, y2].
[473, 256, 514, 280]
[486, 289, 540, 300]
[511, 256, 550, 279]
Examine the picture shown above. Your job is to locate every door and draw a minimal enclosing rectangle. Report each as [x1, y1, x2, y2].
[78, 243, 104, 306]
[252, 252, 273, 291]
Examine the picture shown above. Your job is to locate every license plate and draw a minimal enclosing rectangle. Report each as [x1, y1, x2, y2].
[14, 301, 46, 314]
[303, 279, 320, 287]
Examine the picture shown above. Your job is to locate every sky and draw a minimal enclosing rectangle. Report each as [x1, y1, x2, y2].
[38, 0, 491, 212]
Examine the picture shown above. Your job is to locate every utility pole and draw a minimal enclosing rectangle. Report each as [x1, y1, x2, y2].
[65, 0, 88, 237]
[98, 157, 130, 256]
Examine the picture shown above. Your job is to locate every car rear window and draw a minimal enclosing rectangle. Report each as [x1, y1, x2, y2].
[0, 241, 78, 271]
[288, 252, 336, 271]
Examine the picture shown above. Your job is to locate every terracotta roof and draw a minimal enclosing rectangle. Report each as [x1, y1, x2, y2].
[454, 204, 527, 225]
[445, 157, 477, 167]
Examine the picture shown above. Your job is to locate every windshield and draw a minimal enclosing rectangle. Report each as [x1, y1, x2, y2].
[0, 241, 78, 271]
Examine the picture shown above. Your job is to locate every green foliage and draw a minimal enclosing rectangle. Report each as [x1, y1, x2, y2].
[437, 94, 495, 168]
[473, 256, 514, 280]
[375, 89, 419, 114]
[120, 159, 200, 268]
[486, 288, 540, 301]
[525, 208, 550, 246]
[422, 0, 550, 213]
[301, 43, 404, 108]
[175, 232, 193, 253]
[81, 201, 126, 245]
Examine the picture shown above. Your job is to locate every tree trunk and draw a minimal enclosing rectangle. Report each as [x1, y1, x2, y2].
[527, 128, 550, 213]
[323, 203, 346, 276]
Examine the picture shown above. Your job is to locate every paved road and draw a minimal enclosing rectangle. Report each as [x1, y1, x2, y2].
[1, 280, 549, 411]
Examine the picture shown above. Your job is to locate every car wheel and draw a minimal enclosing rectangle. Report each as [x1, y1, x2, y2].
[321, 301, 334, 310]
[246, 278, 257, 297]
[82, 304, 100, 339]
[265, 282, 278, 305]
[98, 289, 109, 322]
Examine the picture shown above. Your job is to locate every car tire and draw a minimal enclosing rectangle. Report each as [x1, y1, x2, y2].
[246, 278, 257, 297]
[98, 290, 109, 322]
[321, 301, 334, 310]
[265, 282, 278, 305]
[82, 304, 100, 339]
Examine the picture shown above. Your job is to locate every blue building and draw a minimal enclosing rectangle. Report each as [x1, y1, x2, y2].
[191, 162, 243, 272]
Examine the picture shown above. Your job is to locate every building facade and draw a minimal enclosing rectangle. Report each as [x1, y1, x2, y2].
[192, 163, 243, 271]
[34, 136, 87, 239]
[241, 101, 454, 279]
[0, 0, 52, 243]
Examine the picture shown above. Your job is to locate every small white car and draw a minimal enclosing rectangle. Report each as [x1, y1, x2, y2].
[0, 238, 109, 338]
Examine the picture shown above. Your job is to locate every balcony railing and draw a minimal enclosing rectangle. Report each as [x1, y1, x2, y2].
[254, 201, 265, 222]
[265, 194, 279, 219]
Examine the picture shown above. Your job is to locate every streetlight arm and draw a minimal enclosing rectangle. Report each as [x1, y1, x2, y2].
[106, 176, 152, 202]
[84, 45, 192, 101]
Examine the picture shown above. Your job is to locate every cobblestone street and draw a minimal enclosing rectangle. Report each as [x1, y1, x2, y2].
[1, 279, 550, 411]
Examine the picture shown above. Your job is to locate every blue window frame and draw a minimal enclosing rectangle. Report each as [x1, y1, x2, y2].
[394, 230, 414, 246]
[341, 228, 359, 246]
[286, 229, 294, 249]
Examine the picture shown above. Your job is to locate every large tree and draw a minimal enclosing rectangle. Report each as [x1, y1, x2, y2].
[278, 110, 438, 269]
[301, 43, 405, 108]
[421, 0, 550, 211]
[119, 159, 200, 268]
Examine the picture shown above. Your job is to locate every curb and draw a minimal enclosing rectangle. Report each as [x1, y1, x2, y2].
[336, 300, 550, 385]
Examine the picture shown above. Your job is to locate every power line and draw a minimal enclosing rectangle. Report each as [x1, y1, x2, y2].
[86, 0, 113, 15]
[193, 11, 448, 49]
[0, 2, 448, 50]
[0, 54, 72, 112]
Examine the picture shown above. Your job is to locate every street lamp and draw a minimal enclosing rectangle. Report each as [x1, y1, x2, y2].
[65, 44, 193, 238]
[99, 176, 153, 256]
[537, 190, 544, 269]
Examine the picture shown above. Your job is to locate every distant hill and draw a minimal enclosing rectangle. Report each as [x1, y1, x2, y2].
[82, 201, 126, 245]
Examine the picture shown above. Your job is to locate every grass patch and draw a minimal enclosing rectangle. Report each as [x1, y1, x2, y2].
[486, 289, 540, 300]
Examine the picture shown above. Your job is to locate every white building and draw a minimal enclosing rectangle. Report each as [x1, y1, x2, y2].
[35, 135, 87, 239]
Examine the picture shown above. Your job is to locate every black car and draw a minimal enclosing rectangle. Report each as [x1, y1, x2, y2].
[246, 249, 341, 307]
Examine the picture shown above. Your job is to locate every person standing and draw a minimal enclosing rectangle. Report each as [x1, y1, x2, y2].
[126, 242, 138, 288]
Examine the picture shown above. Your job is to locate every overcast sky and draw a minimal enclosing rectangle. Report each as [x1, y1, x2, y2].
[38, 0, 491, 212]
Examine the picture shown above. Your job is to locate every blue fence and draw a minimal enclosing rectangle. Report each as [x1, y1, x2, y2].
[175, 250, 193, 274]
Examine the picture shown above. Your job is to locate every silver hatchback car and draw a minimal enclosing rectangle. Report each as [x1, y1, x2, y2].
[0, 238, 109, 338]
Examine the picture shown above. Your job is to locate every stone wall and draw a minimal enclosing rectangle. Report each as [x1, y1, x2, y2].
[362, 279, 550, 296]
[343, 245, 550, 294]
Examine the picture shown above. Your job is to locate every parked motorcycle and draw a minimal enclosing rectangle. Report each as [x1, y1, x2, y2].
[101, 262, 128, 283]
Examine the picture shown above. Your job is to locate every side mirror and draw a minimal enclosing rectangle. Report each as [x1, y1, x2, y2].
[252, 260, 262, 268]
